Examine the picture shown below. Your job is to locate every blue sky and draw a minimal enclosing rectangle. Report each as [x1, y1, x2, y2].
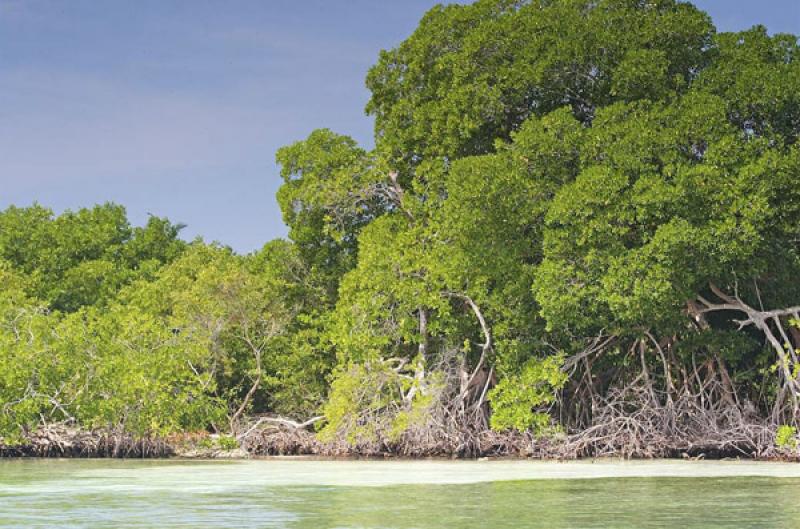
[1, 1, 798, 253]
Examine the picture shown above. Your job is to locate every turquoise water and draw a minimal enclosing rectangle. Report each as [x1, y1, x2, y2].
[1, 459, 799, 528]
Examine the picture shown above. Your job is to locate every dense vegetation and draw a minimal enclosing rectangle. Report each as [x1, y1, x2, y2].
[2, 0, 800, 457]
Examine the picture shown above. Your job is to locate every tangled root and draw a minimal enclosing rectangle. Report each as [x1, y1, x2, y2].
[0, 423, 173, 458]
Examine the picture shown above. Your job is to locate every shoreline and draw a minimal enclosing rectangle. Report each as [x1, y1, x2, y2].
[6, 457, 800, 486]
[3, 422, 799, 462]
[3, 443, 799, 463]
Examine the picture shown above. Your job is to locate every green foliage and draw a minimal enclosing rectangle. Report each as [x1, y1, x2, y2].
[247, 241, 335, 416]
[63, 305, 226, 435]
[217, 435, 239, 451]
[0, 267, 55, 441]
[279, 0, 800, 440]
[330, 216, 452, 363]
[776, 425, 798, 450]
[0, 283, 226, 439]
[5, 0, 800, 447]
[0, 210, 307, 440]
[318, 362, 401, 444]
[197, 436, 215, 450]
[697, 26, 800, 143]
[275, 129, 378, 301]
[489, 355, 567, 433]
[0, 204, 186, 312]
[388, 390, 438, 443]
[367, 0, 712, 166]
[531, 92, 800, 335]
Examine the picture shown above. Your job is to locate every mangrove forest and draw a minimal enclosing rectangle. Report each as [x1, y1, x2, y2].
[2, 0, 800, 459]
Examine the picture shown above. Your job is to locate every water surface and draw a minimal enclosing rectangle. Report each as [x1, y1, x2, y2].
[1, 459, 798, 528]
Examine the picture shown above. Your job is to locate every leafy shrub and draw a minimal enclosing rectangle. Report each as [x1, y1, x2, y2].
[488, 354, 567, 434]
[776, 425, 798, 449]
[218, 435, 239, 450]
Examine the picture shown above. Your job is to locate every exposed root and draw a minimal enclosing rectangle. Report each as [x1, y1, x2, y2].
[239, 421, 533, 458]
[239, 401, 798, 460]
[560, 384, 784, 459]
[0, 423, 173, 458]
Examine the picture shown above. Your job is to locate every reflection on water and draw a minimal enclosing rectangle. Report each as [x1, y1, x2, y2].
[1, 459, 799, 528]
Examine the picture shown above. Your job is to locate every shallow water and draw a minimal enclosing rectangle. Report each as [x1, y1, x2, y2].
[1, 459, 799, 528]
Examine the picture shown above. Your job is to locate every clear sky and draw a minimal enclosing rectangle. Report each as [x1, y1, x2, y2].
[1, 1, 798, 253]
